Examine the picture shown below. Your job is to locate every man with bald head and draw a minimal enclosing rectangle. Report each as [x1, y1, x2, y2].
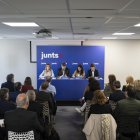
[4, 93, 44, 140]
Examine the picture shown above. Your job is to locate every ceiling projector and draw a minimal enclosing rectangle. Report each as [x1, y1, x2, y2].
[34, 29, 52, 38]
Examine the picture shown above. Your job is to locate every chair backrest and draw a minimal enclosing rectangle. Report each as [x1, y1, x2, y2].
[40, 101, 50, 123]
[8, 130, 34, 140]
[83, 114, 117, 140]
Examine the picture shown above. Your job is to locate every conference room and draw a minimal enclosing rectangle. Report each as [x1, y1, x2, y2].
[0, 0, 140, 140]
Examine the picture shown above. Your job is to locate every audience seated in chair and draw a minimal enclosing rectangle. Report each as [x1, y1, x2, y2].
[27, 90, 44, 126]
[113, 86, 140, 140]
[4, 93, 44, 140]
[1, 74, 15, 92]
[109, 80, 126, 110]
[21, 77, 34, 93]
[88, 90, 112, 119]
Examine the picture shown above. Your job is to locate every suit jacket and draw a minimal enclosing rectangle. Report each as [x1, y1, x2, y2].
[1, 81, 15, 92]
[109, 90, 125, 102]
[28, 101, 44, 126]
[113, 98, 140, 133]
[0, 100, 16, 119]
[87, 69, 99, 78]
[57, 67, 70, 77]
[4, 108, 44, 140]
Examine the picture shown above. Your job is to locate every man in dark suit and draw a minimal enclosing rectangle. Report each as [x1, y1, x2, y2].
[109, 80, 126, 102]
[1, 74, 15, 92]
[87, 64, 99, 78]
[4, 93, 44, 140]
[113, 86, 140, 137]
[57, 62, 70, 78]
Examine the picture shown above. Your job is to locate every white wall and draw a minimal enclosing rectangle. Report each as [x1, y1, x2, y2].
[0, 39, 140, 89]
[0, 40, 36, 88]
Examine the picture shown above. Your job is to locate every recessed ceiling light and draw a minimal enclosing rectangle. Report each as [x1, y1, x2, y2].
[102, 37, 117, 39]
[134, 23, 140, 27]
[2, 22, 39, 27]
[113, 33, 135, 35]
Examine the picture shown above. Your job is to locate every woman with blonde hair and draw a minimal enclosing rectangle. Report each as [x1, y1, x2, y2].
[39, 64, 54, 79]
[122, 76, 134, 92]
[88, 90, 112, 118]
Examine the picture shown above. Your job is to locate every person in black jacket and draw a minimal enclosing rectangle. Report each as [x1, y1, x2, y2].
[27, 90, 44, 126]
[37, 82, 55, 115]
[4, 93, 44, 140]
[88, 90, 112, 118]
[87, 64, 99, 78]
[1, 74, 15, 92]
[57, 62, 70, 78]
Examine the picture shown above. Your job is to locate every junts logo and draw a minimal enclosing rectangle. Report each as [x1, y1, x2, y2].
[41, 52, 62, 60]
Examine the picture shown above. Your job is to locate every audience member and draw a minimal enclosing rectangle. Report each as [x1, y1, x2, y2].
[87, 63, 99, 78]
[72, 64, 85, 79]
[4, 93, 44, 140]
[0, 88, 16, 119]
[75, 77, 100, 113]
[1, 74, 15, 92]
[14, 82, 22, 92]
[113, 86, 140, 137]
[21, 77, 34, 93]
[134, 80, 140, 100]
[104, 74, 116, 97]
[109, 81, 126, 102]
[39, 76, 56, 96]
[57, 62, 70, 78]
[122, 76, 134, 92]
[27, 90, 44, 126]
[39, 64, 55, 79]
[88, 90, 112, 118]
[37, 82, 55, 115]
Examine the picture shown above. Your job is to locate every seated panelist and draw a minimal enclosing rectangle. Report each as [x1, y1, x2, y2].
[39, 64, 54, 79]
[72, 64, 85, 79]
[87, 63, 99, 78]
[57, 63, 70, 78]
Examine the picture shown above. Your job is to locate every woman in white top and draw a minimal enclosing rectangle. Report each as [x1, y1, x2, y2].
[72, 64, 85, 79]
[39, 64, 55, 79]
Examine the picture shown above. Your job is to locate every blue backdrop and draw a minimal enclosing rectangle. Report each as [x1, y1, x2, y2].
[37, 46, 105, 101]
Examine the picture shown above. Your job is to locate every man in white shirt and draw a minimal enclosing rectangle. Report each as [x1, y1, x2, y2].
[39, 76, 56, 96]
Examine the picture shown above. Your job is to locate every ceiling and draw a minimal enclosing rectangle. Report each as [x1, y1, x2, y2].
[0, 0, 140, 40]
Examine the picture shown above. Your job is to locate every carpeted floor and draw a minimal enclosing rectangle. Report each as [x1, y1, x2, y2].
[54, 106, 86, 140]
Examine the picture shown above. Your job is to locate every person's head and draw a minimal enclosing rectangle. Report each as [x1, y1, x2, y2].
[113, 80, 121, 89]
[77, 64, 84, 74]
[126, 85, 136, 98]
[26, 90, 36, 102]
[88, 77, 100, 91]
[61, 62, 66, 70]
[90, 64, 95, 71]
[0, 88, 9, 101]
[134, 80, 140, 91]
[41, 82, 49, 90]
[93, 90, 107, 105]
[15, 82, 22, 91]
[108, 74, 116, 85]
[45, 64, 51, 71]
[16, 93, 29, 109]
[46, 76, 52, 83]
[24, 77, 32, 86]
[126, 76, 134, 85]
[6, 73, 14, 83]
